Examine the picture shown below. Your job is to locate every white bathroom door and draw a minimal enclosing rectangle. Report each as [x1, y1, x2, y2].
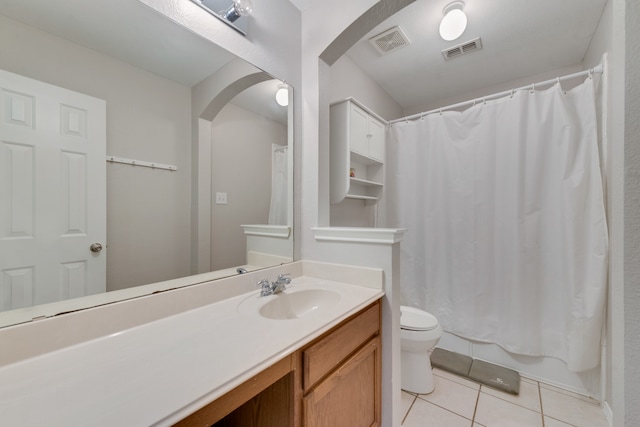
[0, 70, 106, 312]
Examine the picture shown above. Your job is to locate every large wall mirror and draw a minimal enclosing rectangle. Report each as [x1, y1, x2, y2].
[0, 0, 294, 328]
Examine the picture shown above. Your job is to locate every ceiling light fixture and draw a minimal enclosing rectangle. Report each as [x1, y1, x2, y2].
[275, 85, 289, 107]
[222, 0, 253, 23]
[439, 1, 467, 42]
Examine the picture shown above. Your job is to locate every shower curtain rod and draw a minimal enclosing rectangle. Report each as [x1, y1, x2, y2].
[389, 63, 604, 125]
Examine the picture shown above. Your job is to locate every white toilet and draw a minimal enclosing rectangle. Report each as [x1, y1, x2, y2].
[400, 305, 443, 394]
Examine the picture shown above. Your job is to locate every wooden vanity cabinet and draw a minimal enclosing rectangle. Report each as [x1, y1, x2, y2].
[175, 300, 381, 427]
[301, 302, 381, 427]
[302, 335, 381, 427]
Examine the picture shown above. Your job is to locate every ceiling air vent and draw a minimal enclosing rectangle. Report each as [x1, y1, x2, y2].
[442, 37, 483, 60]
[369, 26, 411, 55]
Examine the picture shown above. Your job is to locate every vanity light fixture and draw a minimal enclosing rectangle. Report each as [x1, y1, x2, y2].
[439, 1, 468, 42]
[191, 0, 251, 34]
[275, 85, 289, 107]
[222, 0, 253, 23]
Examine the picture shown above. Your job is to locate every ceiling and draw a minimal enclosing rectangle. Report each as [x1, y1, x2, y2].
[292, 0, 608, 115]
[0, 0, 238, 87]
[2, 0, 607, 121]
[0, 0, 288, 124]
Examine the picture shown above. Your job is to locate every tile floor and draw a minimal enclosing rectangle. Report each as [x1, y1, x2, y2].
[401, 368, 610, 427]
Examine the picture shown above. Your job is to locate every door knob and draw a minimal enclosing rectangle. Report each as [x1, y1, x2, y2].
[90, 243, 103, 253]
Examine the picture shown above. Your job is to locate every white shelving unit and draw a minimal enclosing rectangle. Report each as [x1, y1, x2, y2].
[330, 98, 386, 204]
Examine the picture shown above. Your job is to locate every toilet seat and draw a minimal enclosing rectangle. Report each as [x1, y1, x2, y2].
[401, 306, 439, 331]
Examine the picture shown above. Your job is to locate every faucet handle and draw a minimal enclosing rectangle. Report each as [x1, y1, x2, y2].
[276, 273, 291, 284]
[257, 278, 272, 296]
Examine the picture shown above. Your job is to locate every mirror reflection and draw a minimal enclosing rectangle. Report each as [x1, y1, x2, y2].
[0, 0, 293, 327]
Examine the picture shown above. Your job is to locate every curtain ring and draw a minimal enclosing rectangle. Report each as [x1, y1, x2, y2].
[589, 69, 593, 80]
[483, 97, 486, 105]
[439, 108, 442, 115]
[510, 89, 514, 98]
[472, 99, 476, 106]
[530, 83, 536, 94]
[420, 112, 424, 121]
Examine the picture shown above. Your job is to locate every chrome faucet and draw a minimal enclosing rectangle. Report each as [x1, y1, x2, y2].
[258, 273, 291, 296]
[273, 273, 291, 291]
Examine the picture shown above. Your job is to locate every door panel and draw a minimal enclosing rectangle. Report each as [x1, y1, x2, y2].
[367, 118, 385, 162]
[0, 70, 106, 312]
[349, 103, 369, 157]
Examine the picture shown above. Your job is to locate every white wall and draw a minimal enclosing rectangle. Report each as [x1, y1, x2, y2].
[210, 103, 286, 270]
[622, 1, 640, 426]
[330, 55, 404, 121]
[0, 14, 193, 292]
[584, 0, 613, 69]
[405, 63, 583, 116]
[579, 2, 640, 427]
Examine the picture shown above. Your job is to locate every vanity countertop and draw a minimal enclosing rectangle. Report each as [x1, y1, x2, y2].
[0, 275, 383, 426]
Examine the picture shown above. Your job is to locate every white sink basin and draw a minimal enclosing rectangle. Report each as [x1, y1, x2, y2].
[258, 289, 341, 320]
[238, 286, 342, 320]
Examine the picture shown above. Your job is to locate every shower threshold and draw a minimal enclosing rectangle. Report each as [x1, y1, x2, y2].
[431, 347, 520, 395]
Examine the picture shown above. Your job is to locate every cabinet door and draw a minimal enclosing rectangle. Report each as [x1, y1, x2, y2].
[349, 103, 369, 157]
[367, 117, 385, 162]
[303, 337, 381, 427]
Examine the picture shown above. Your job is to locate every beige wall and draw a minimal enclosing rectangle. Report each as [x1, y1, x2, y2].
[210, 103, 286, 270]
[0, 14, 192, 292]
[329, 55, 404, 121]
[622, 1, 640, 425]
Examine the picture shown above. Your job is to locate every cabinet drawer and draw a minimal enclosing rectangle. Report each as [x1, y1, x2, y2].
[302, 301, 380, 391]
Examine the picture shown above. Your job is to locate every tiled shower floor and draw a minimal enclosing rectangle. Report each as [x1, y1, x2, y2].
[401, 368, 610, 426]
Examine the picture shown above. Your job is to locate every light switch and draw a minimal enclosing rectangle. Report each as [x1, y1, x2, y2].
[215, 192, 228, 205]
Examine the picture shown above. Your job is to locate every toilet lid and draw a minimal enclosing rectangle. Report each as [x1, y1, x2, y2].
[400, 306, 439, 331]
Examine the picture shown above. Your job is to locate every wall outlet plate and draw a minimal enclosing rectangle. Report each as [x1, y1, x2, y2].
[215, 192, 228, 205]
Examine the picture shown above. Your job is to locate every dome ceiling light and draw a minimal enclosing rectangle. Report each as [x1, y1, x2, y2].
[439, 1, 468, 42]
[275, 85, 289, 107]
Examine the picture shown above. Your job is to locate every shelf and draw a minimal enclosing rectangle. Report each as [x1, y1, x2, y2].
[350, 177, 383, 187]
[312, 227, 406, 244]
[345, 194, 378, 201]
[240, 224, 291, 238]
[350, 150, 383, 166]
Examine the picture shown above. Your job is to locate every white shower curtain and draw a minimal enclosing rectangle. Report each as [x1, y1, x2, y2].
[268, 144, 288, 225]
[387, 78, 608, 372]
